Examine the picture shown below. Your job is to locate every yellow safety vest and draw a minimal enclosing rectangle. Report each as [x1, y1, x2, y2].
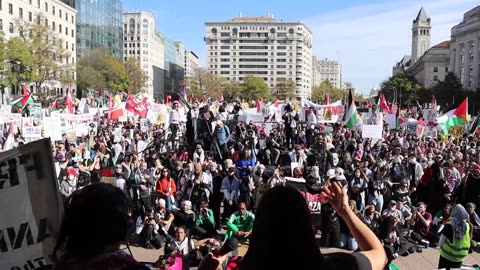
[439, 222, 471, 262]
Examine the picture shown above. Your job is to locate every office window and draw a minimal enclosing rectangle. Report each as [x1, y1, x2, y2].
[59, 9, 62, 19]
[433, 67, 438, 73]
[59, 25, 62, 33]
[52, 6, 55, 15]
[65, 13, 68, 21]
[9, 22, 13, 33]
[37, 0, 40, 7]
[44, 18, 48, 27]
[28, 12, 32, 22]
[52, 22, 55, 31]
[0, 0, 2, 10]
[71, 29, 74, 37]
[65, 27, 68, 35]
[8, 3, 12, 14]
[45, 2, 48, 12]
[0, 19, 2, 30]
[19, 7, 23, 18]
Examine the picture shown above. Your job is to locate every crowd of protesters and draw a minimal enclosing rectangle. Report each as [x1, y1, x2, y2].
[5, 97, 480, 269]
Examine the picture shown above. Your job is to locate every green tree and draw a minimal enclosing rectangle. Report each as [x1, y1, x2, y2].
[125, 57, 148, 94]
[275, 78, 296, 101]
[311, 81, 345, 103]
[5, 17, 72, 94]
[186, 67, 224, 99]
[240, 76, 271, 101]
[430, 72, 464, 107]
[100, 55, 128, 93]
[379, 72, 423, 106]
[222, 80, 242, 101]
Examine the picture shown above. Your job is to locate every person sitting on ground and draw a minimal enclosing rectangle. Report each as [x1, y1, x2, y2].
[198, 183, 387, 270]
[193, 201, 217, 239]
[378, 216, 410, 261]
[174, 200, 196, 230]
[52, 183, 148, 270]
[225, 202, 255, 241]
[467, 203, 480, 242]
[410, 202, 439, 248]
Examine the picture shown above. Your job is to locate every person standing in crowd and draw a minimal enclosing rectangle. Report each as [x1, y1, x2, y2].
[282, 104, 299, 149]
[169, 101, 181, 149]
[221, 167, 240, 225]
[208, 162, 224, 229]
[135, 161, 155, 217]
[187, 101, 200, 148]
[215, 120, 230, 159]
[193, 144, 206, 164]
[438, 204, 472, 269]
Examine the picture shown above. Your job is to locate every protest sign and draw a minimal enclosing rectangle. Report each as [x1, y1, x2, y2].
[114, 128, 122, 143]
[423, 109, 437, 123]
[285, 177, 322, 225]
[10, 113, 22, 129]
[23, 127, 42, 143]
[362, 124, 383, 139]
[0, 138, 63, 270]
[30, 103, 43, 125]
[450, 125, 465, 138]
[75, 123, 89, 137]
[44, 117, 62, 141]
[406, 122, 418, 135]
[385, 114, 396, 129]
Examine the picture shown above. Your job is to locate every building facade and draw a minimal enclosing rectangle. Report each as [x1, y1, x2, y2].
[61, 0, 123, 59]
[0, 0, 77, 102]
[316, 58, 342, 89]
[449, 5, 480, 91]
[157, 32, 185, 99]
[392, 7, 432, 76]
[411, 7, 432, 64]
[204, 13, 313, 98]
[123, 12, 164, 99]
[311, 55, 321, 88]
[409, 41, 450, 88]
[185, 50, 199, 79]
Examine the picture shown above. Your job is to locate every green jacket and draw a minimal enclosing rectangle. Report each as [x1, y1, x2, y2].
[226, 211, 255, 233]
[196, 209, 215, 226]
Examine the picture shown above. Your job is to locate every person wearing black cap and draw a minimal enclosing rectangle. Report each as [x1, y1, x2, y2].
[289, 144, 307, 170]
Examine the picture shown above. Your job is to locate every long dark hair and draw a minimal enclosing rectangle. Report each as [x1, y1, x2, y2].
[52, 183, 130, 262]
[240, 186, 323, 270]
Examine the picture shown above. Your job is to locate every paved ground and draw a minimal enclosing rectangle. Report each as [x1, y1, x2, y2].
[122, 243, 480, 269]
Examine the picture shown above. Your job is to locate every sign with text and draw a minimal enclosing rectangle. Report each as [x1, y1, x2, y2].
[22, 127, 42, 143]
[43, 117, 62, 141]
[0, 139, 63, 270]
[450, 125, 465, 138]
[362, 124, 383, 139]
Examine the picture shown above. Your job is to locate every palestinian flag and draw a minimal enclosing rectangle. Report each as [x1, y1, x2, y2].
[436, 98, 468, 135]
[10, 93, 34, 110]
[469, 116, 480, 134]
[51, 99, 59, 110]
[396, 105, 402, 128]
[3, 121, 15, 151]
[344, 89, 359, 129]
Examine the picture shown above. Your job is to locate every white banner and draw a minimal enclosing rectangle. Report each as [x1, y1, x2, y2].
[59, 112, 97, 123]
[362, 124, 383, 139]
[44, 117, 62, 141]
[22, 127, 42, 143]
[0, 139, 63, 269]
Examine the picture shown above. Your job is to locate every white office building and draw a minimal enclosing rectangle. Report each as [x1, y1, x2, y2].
[449, 6, 480, 91]
[123, 11, 165, 98]
[204, 13, 313, 98]
[317, 58, 342, 89]
[0, 0, 77, 102]
[185, 50, 199, 79]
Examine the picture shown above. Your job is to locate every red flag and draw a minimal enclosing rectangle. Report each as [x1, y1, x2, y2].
[166, 95, 172, 105]
[325, 94, 331, 105]
[379, 94, 391, 113]
[66, 86, 75, 113]
[274, 98, 279, 108]
[126, 93, 147, 117]
[22, 84, 29, 96]
[52, 99, 59, 110]
[195, 98, 199, 103]
[256, 99, 261, 113]
[431, 95, 437, 109]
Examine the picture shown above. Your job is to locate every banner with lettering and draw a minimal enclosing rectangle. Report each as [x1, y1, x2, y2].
[0, 138, 63, 269]
[126, 94, 148, 117]
[285, 177, 322, 225]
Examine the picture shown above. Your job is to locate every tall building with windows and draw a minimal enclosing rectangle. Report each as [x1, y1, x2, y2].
[0, 0, 77, 102]
[61, 0, 123, 59]
[123, 12, 164, 99]
[157, 32, 185, 99]
[185, 50, 199, 79]
[449, 5, 480, 91]
[204, 13, 313, 98]
[411, 7, 432, 64]
[317, 58, 342, 89]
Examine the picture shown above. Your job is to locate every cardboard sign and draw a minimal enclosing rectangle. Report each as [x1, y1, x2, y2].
[422, 109, 437, 123]
[362, 124, 383, 139]
[22, 127, 42, 143]
[44, 117, 62, 141]
[450, 125, 465, 138]
[0, 139, 63, 269]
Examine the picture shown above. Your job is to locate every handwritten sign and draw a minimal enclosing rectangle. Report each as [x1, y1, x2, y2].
[44, 117, 62, 141]
[450, 125, 465, 138]
[23, 127, 42, 143]
[362, 124, 383, 139]
[422, 109, 437, 123]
